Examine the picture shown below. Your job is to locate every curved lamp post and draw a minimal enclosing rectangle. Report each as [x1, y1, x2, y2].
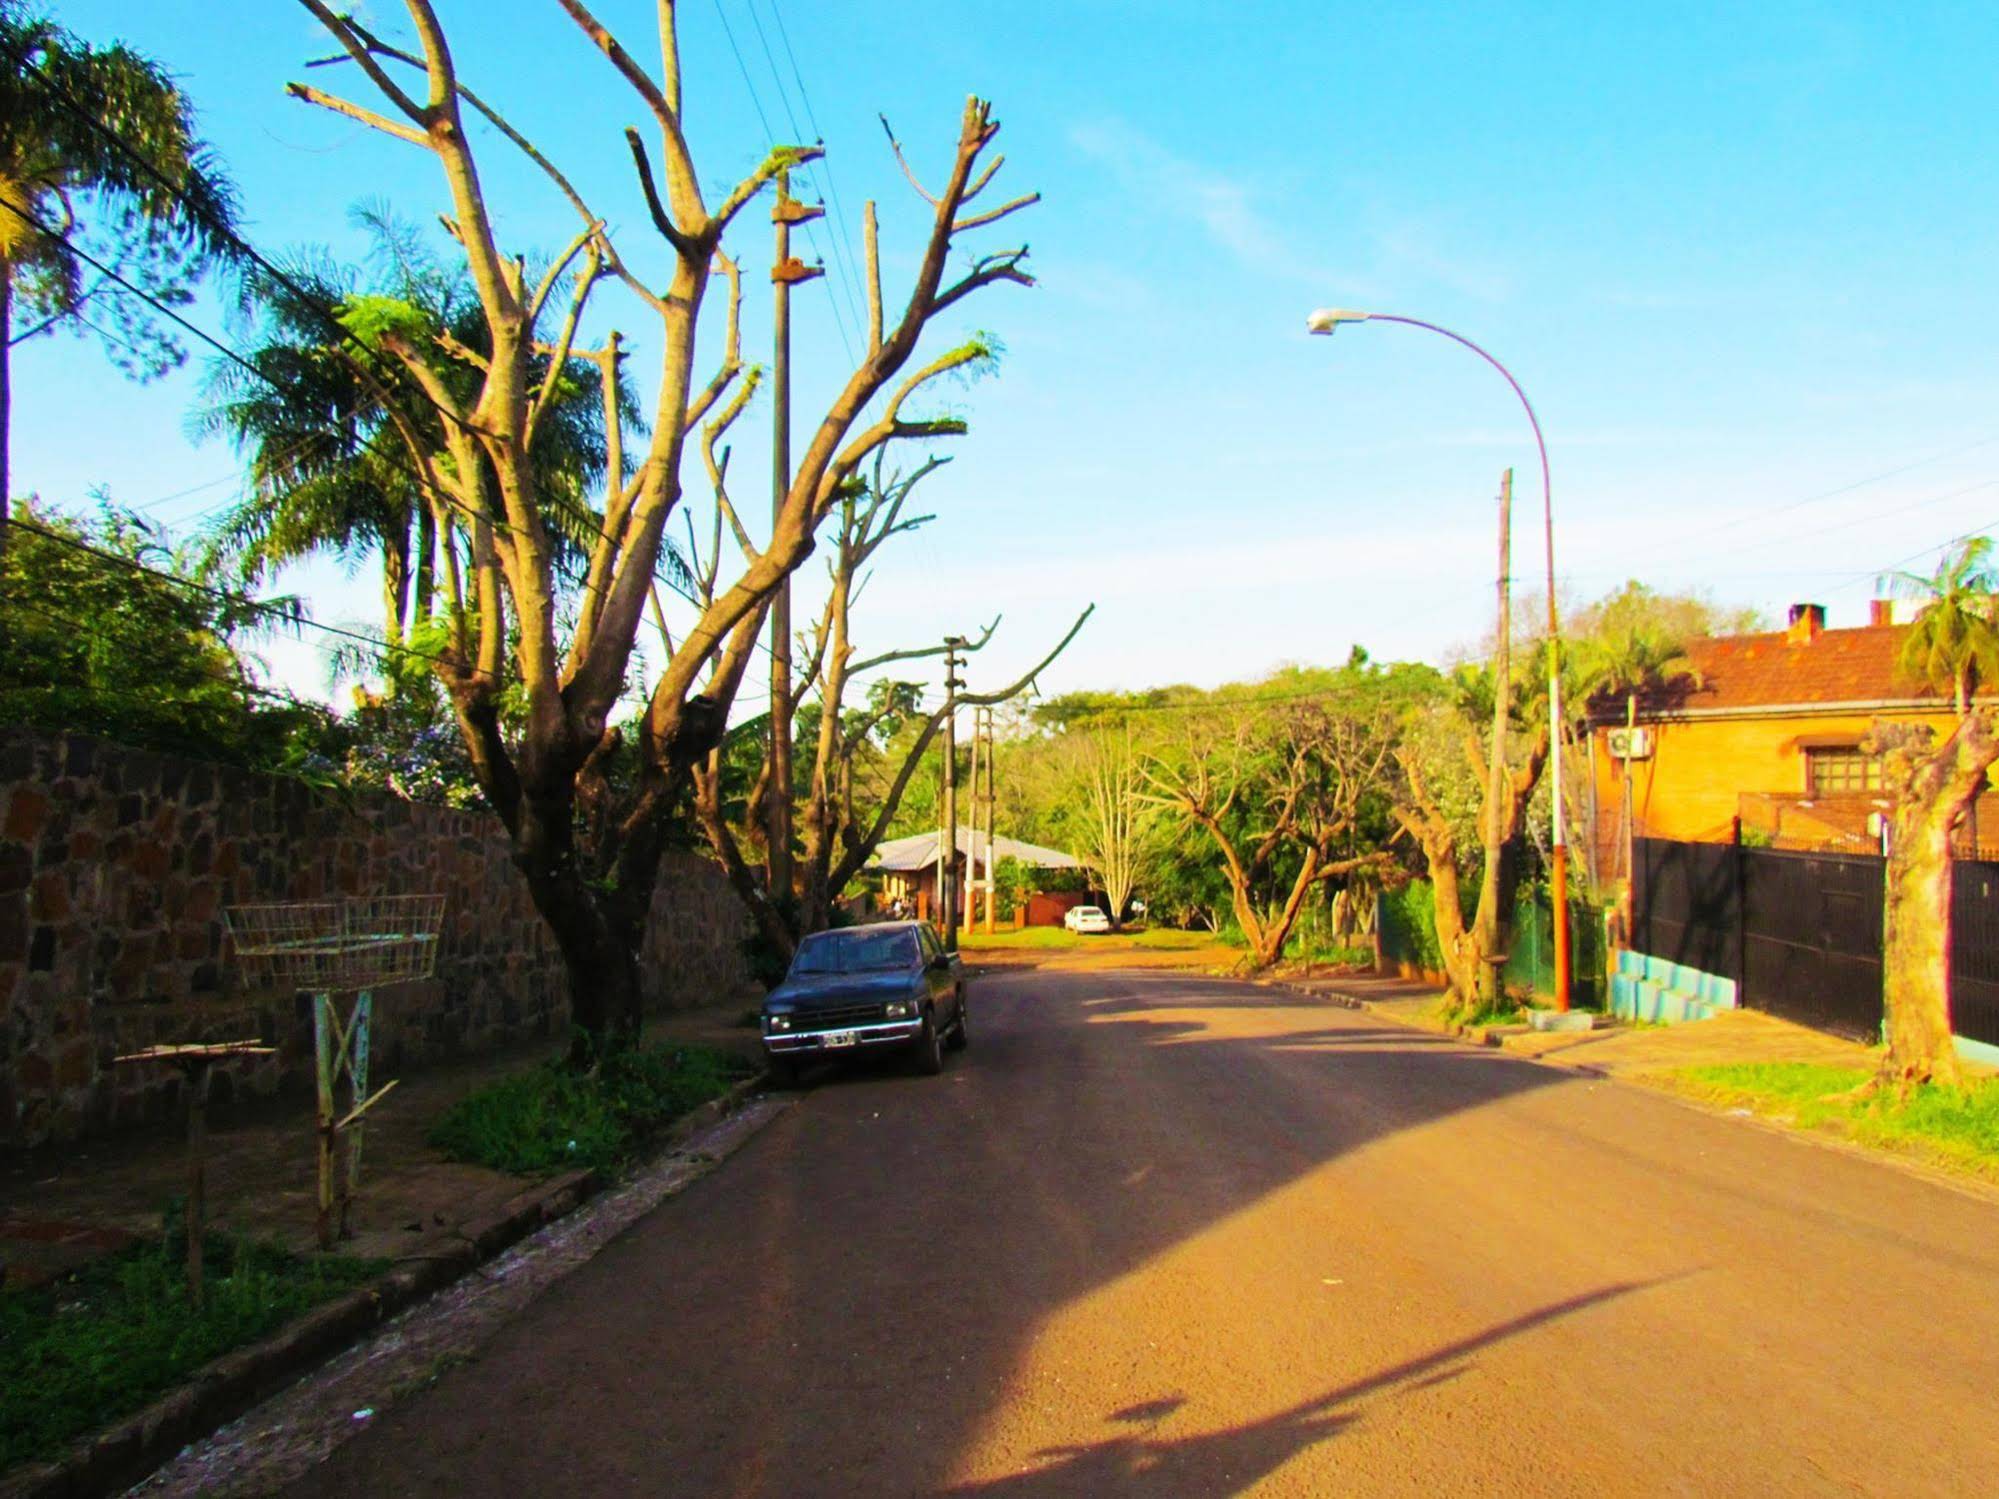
[1307, 307, 1571, 1011]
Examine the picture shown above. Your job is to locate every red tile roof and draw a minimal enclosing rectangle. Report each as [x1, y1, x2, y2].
[1619, 623, 1949, 716]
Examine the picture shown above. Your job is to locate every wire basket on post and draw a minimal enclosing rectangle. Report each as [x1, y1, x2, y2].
[224, 894, 446, 1247]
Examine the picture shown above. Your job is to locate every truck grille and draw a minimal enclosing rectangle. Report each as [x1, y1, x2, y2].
[791, 1002, 890, 1032]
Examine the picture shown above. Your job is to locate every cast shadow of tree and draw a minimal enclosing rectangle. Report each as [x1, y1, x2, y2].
[942, 1276, 1688, 1496]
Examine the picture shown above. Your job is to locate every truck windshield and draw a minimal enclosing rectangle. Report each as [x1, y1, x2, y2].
[792, 928, 918, 975]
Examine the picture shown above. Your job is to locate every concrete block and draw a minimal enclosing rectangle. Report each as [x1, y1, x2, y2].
[1527, 1009, 1596, 1033]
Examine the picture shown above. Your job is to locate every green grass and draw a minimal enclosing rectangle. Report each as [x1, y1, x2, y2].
[1667, 1063, 1999, 1180]
[428, 1044, 751, 1177]
[957, 926, 1221, 951]
[0, 1237, 382, 1471]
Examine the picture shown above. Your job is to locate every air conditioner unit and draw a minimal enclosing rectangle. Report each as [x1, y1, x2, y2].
[1607, 727, 1653, 760]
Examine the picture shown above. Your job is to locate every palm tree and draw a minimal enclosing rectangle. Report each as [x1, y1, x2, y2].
[1570, 610, 1700, 885]
[196, 214, 643, 665]
[1883, 537, 1999, 717]
[0, 1, 237, 535]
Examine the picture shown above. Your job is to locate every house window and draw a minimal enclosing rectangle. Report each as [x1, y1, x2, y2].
[1806, 746, 1880, 794]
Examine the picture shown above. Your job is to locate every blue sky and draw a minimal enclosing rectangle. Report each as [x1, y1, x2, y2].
[15, 1, 1999, 708]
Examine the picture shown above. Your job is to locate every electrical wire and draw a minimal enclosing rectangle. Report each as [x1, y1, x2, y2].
[708, 0, 858, 366]
[744, 0, 869, 351]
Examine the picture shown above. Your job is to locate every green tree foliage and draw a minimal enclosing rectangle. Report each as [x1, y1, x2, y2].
[0, 498, 321, 764]
[0, 0, 239, 504]
[195, 207, 645, 653]
[1884, 537, 1999, 716]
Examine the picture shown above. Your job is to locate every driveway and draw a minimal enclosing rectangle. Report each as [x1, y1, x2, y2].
[278, 966, 1999, 1496]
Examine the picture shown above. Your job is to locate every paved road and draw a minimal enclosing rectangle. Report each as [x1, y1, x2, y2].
[283, 967, 1999, 1496]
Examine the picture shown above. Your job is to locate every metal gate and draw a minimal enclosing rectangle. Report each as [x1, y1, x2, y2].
[1633, 837, 1885, 1043]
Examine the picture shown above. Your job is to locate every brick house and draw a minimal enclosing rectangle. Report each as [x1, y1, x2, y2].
[1588, 601, 1989, 875]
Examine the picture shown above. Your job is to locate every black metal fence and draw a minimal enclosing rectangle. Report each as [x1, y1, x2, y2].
[1633, 836, 1999, 1046]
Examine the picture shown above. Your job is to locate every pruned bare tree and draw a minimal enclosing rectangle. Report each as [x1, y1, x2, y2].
[1066, 723, 1154, 928]
[691, 450, 1093, 958]
[1146, 699, 1396, 970]
[289, 2, 1039, 1054]
[1390, 700, 1548, 1011]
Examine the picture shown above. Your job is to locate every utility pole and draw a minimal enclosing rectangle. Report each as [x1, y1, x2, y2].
[1474, 469, 1513, 1009]
[940, 637, 967, 949]
[767, 165, 824, 910]
[963, 707, 981, 930]
[982, 706, 997, 933]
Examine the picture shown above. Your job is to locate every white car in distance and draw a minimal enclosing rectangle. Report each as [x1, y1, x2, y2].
[1064, 905, 1111, 934]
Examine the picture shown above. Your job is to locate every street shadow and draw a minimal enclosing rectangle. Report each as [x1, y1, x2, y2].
[941, 1276, 1683, 1496]
[272, 969, 1659, 1499]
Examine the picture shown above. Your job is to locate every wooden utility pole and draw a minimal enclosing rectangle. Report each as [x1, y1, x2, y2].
[964, 707, 982, 929]
[1473, 469, 1514, 1008]
[767, 166, 824, 908]
[941, 637, 966, 948]
[982, 706, 998, 933]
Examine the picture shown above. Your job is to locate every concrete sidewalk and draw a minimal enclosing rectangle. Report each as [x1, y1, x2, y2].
[0, 1000, 764, 1287]
[1281, 971, 1881, 1080]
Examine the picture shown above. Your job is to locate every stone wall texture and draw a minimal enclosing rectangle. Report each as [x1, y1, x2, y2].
[0, 727, 753, 1148]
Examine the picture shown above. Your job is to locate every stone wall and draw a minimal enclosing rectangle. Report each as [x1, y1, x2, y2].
[0, 727, 752, 1148]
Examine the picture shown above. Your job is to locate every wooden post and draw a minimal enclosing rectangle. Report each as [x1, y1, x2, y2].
[184, 1059, 210, 1308]
[982, 707, 998, 933]
[768, 173, 825, 909]
[314, 993, 338, 1250]
[941, 637, 965, 949]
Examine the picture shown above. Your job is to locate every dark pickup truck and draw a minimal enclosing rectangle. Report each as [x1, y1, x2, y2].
[760, 920, 968, 1084]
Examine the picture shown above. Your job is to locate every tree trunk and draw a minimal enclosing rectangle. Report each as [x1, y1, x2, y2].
[381, 525, 410, 650]
[512, 776, 641, 1061]
[414, 503, 436, 626]
[1881, 816, 1963, 1093]
[1870, 712, 1999, 1092]
[1, 260, 12, 581]
[1421, 831, 1480, 1001]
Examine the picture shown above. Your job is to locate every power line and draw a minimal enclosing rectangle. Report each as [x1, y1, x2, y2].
[745, 0, 869, 352]
[0, 586, 334, 718]
[5, 512, 458, 672]
[1639, 432, 1999, 570]
[707, 0, 858, 367]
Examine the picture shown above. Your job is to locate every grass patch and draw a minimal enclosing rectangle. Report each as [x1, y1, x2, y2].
[428, 1043, 751, 1177]
[0, 1237, 382, 1471]
[1664, 1062, 1999, 1181]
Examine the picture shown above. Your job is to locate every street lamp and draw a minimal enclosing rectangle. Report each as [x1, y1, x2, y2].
[1307, 306, 1572, 1011]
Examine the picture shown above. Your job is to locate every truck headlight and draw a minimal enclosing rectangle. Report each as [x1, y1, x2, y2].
[765, 1013, 792, 1032]
[884, 998, 914, 1019]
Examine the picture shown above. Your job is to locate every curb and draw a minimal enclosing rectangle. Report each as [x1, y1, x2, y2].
[1, 1069, 770, 1499]
[1261, 977, 1561, 1053]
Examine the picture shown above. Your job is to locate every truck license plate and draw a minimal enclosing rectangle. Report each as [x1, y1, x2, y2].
[820, 1031, 858, 1049]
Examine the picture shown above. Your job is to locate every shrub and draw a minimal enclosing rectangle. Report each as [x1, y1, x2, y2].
[428, 1044, 749, 1176]
[0, 1238, 381, 1470]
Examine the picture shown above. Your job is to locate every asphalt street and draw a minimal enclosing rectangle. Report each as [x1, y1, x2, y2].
[280, 965, 1999, 1496]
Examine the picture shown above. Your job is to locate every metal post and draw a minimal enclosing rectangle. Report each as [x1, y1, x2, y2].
[768, 170, 825, 910]
[1546, 493, 1571, 1011]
